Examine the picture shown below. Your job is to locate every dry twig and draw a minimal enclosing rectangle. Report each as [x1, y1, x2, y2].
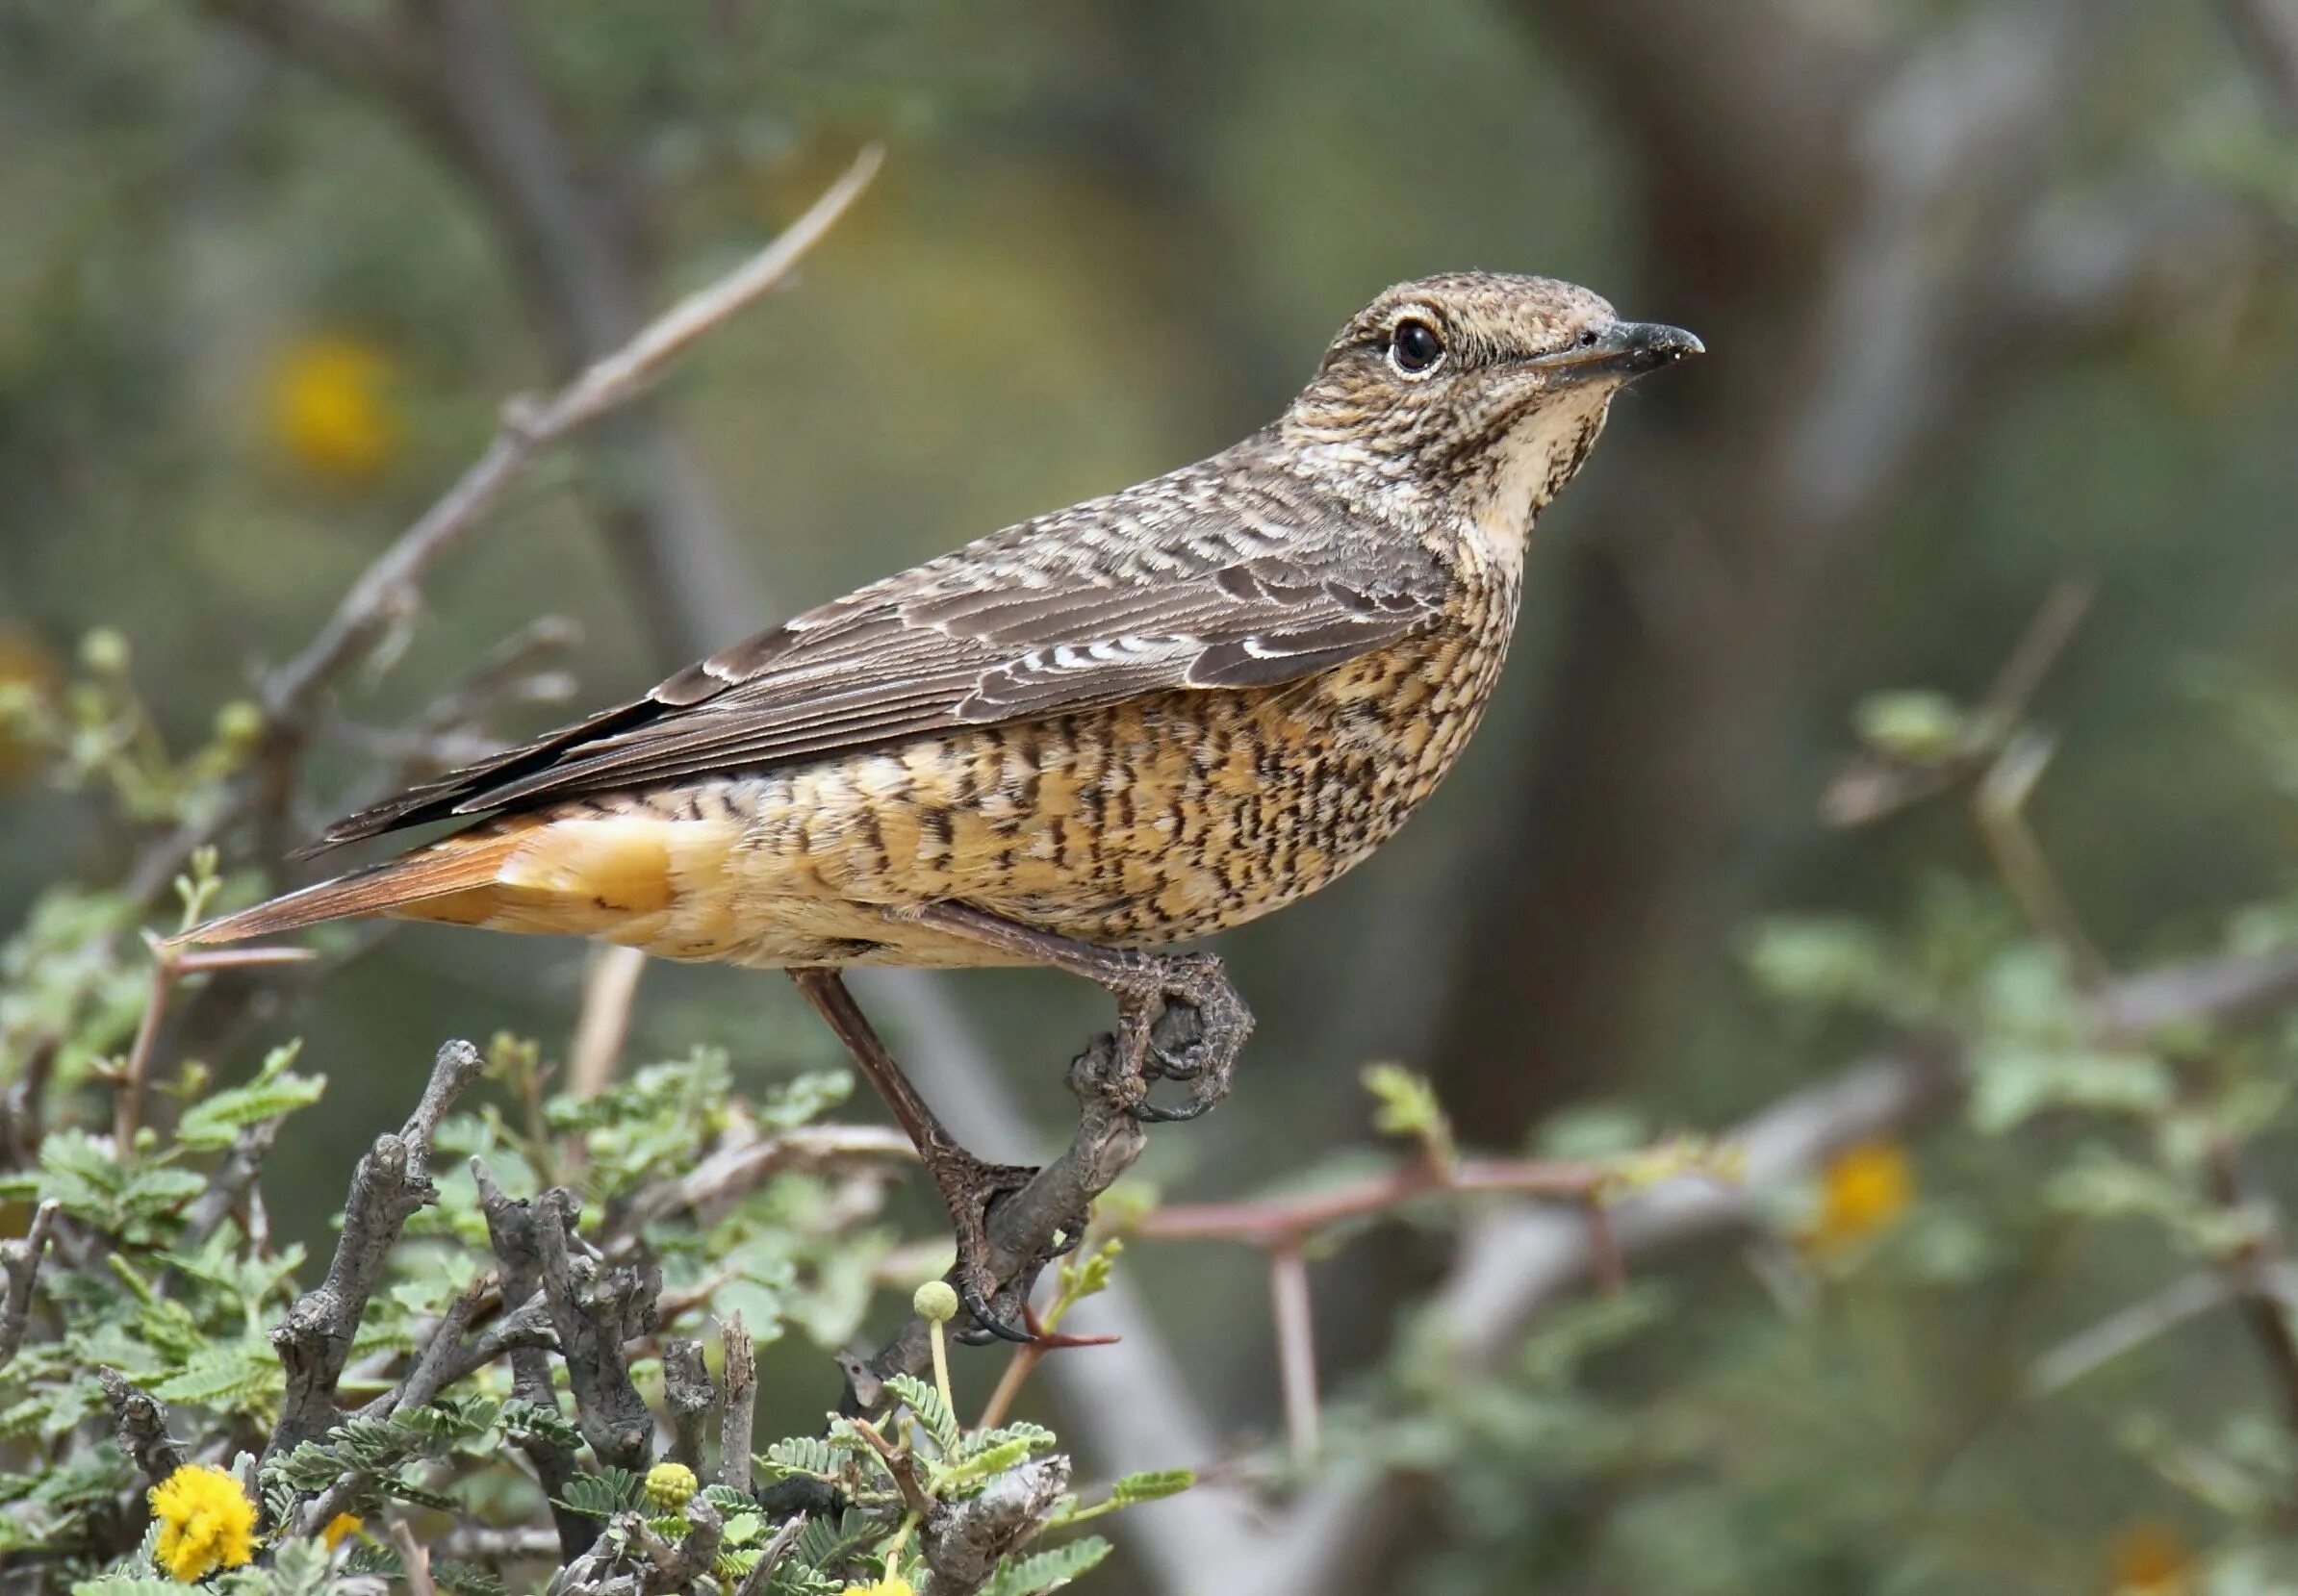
[268, 1039, 483, 1461]
[0, 1199, 58, 1374]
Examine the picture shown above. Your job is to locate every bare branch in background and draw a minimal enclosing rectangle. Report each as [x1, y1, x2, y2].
[254, 143, 881, 746]
[113, 943, 317, 1150]
[1268, 1245, 1317, 1469]
[1436, 0, 2285, 1153]
[568, 945, 649, 1100]
[2223, 0, 2298, 121]
[389, 1517, 439, 1596]
[1826, 576, 2094, 827]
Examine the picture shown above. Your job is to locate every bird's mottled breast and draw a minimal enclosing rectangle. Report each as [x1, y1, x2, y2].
[673, 548, 1519, 955]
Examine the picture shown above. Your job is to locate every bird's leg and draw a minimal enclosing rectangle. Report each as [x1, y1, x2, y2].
[787, 968, 1038, 1343]
[890, 903, 1255, 1124]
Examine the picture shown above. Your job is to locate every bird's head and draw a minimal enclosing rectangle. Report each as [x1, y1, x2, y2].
[1280, 272, 1701, 551]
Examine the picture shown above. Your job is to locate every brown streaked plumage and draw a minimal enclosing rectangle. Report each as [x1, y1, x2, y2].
[181, 271, 1701, 1338]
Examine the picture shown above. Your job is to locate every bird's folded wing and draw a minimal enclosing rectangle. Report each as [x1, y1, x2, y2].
[310, 476, 1449, 849]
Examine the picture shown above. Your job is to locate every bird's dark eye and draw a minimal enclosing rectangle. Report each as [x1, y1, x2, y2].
[1574, 327, 1599, 348]
[1389, 319, 1444, 374]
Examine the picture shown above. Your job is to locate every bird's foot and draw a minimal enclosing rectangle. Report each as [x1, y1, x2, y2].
[1113, 951, 1255, 1123]
[916, 1141, 1042, 1344]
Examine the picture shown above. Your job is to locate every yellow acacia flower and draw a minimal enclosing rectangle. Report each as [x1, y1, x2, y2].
[2109, 1521, 2193, 1593]
[840, 1579, 914, 1596]
[320, 1512, 364, 1550]
[1805, 1139, 1914, 1253]
[148, 1463, 258, 1583]
[267, 334, 401, 484]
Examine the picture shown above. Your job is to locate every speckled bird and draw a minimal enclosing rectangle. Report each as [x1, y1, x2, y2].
[179, 272, 1701, 1337]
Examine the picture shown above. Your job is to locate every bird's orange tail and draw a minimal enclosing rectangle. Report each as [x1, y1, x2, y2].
[166, 828, 527, 949]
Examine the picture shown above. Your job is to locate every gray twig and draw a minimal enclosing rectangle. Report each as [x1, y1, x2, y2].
[731, 1513, 809, 1596]
[475, 1160, 590, 1555]
[268, 1040, 482, 1461]
[718, 1312, 756, 1493]
[535, 1193, 659, 1473]
[636, 1495, 724, 1594]
[98, 1367, 185, 1484]
[0, 1199, 59, 1372]
[662, 1337, 713, 1471]
[390, 1517, 439, 1596]
[922, 1457, 1073, 1595]
[301, 1288, 558, 1535]
[181, 1122, 279, 1248]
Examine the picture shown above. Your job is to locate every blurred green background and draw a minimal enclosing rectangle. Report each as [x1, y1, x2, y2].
[8, 1, 2298, 1590]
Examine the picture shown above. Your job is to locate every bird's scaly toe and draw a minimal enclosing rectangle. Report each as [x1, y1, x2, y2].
[919, 1146, 1041, 1344]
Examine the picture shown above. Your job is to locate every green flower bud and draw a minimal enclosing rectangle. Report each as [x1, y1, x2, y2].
[213, 700, 265, 747]
[912, 1279, 960, 1324]
[1852, 691, 1965, 765]
[80, 628, 130, 675]
[644, 1460, 698, 1512]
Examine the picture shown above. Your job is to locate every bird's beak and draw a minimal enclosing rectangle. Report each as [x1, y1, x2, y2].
[1532, 319, 1705, 386]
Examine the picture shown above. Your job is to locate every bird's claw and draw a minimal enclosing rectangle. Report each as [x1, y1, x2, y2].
[1115, 952, 1254, 1124]
[917, 1143, 1041, 1345]
[955, 1269, 1034, 1345]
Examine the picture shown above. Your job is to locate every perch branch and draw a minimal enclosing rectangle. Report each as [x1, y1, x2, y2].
[855, 1027, 1155, 1390]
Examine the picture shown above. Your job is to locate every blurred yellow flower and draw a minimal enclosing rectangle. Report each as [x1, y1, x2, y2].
[268, 334, 401, 484]
[148, 1462, 257, 1582]
[840, 1579, 914, 1596]
[320, 1511, 363, 1550]
[2108, 1520, 2193, 1593]
[0, 627, 60, 784]
[1805, 1139, 1914, 1252]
